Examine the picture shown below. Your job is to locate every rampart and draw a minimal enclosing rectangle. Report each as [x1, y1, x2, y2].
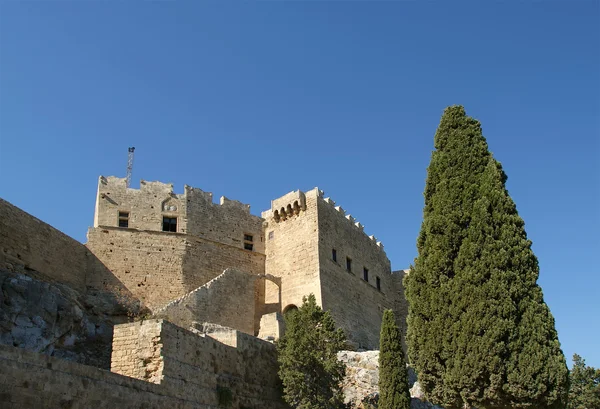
[111, 320, 287, 409]
[0, 198, 124, 294]
[0, 319, 287, 409]
[0, 198, 140, 368]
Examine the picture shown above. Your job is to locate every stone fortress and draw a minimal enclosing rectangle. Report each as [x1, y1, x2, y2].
[0, 175, 409, 408]
[88, 176, 408, 349]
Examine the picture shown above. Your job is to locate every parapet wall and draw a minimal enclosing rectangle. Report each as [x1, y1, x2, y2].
[0, 344, 202, 409]
[0, 198, 94, 292]
[94, 176, 265, 254]
[111, 320, 287, 409]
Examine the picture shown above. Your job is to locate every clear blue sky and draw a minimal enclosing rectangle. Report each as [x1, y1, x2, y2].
[0, 1, 598, 367]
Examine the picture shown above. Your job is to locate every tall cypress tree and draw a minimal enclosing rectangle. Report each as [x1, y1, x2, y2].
[405, 106, 569, 409]
[378, 309, 411, 409]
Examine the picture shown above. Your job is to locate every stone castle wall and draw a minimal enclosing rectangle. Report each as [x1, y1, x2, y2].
[0, 198, 123, 294]
[86, 227, 265, 311]
[111, 319, 287, 409]
[88, 177, 266, 311]
[155, 269, 261, 336]
[0, 199, 142, 369]
[0, 319, 288, 409]
[317, 196, 397, 350]
[94, 176, 264, 253]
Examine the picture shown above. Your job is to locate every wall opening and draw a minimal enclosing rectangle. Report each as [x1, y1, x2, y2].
[118, 211, 129, 228]
[283, 304, 298, 316]
[162, 217, 177, 232]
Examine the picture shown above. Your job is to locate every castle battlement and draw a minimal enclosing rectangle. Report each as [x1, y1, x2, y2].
[320, 194, 385, 252]
[99, 176, 253, 214]
[262, 188, 310, 221]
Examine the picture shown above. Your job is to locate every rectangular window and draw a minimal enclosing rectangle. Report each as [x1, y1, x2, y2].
[162, 217, 177, 232]
[332, 249, 337, 262]
[243, 233, 254, 251]
[268, 231, 274, 240]
[363, 267, 369, 282]
[118, 211, 129, 228]
[376, 276, 381, 291]
[346, 257, 352, 272]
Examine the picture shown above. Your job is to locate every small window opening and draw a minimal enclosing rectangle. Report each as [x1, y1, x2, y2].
[268, 231, 274, 240]
[376, 276, 381, 291]
[162, 217, 177, 232]
[332, 249, 337, 262]
[244, 233, 254, 251]
[118, 212, 129, 228]
[346, 257, 352, 272]
[363, 267, 369, 282]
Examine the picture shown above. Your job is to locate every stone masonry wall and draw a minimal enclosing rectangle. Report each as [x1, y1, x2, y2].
[155, 269, 260, 336]
[85, 227, 188, 310]
[317, 196, 397, 350]
[94, 176, 265, 254]
[0, 343, 211, 409]
[185, 187, 265, 254]
[0, 198, 123, 294]
[94, 176, 188, 233]
[262, 189, 323, 312]
[86, 227, 265, 311]
[111, 320, 288, 409]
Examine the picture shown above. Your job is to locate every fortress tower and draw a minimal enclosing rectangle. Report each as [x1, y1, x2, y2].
[262, 188, 402, 349]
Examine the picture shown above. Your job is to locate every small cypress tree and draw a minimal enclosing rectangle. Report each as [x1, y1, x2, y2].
[406, 105, 569, 409]
[378, 309, 410, 409]
[277, 294, 346, 409]
[568, 354, 600, 409]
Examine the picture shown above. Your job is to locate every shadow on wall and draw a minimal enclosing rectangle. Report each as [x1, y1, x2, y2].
[0, 198, 146, 369]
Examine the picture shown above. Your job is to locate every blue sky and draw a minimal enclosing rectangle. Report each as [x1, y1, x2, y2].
[0, 1, 598, 367]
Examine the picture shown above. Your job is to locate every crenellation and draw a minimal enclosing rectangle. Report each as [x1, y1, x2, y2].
[318, 195, 386, 254]
[219, 196, 251, 212]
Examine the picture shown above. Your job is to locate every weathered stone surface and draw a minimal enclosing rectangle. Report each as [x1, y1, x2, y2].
[0, 268, 138, 369]
[154, 268, 261, 336]
[110, 320, 289, 409]
[339, 350, 444, 409]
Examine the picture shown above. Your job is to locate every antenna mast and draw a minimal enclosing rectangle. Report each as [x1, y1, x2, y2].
[126, 147, 135, 188]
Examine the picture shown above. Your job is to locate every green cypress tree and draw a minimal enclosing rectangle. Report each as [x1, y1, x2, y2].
[276, 294, 346, 409]
[568, 354, 600, 409]
[378, 309, 411, 409]
[405, 105, 569, 409]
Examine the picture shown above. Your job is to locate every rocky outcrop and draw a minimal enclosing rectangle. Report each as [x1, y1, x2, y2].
[339, 350, 444, 409]
[0, 268, 143, 369]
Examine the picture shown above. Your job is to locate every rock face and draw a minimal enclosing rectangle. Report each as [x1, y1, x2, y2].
[339, 350, 444, 409]
[0, 268, 138, 369]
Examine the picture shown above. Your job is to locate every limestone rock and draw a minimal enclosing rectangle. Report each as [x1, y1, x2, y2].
[339, 350, 445, 409]
[0, 268, 136, 369]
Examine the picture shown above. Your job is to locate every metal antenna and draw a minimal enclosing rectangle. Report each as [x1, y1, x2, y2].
[126, 147, 135, 188]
